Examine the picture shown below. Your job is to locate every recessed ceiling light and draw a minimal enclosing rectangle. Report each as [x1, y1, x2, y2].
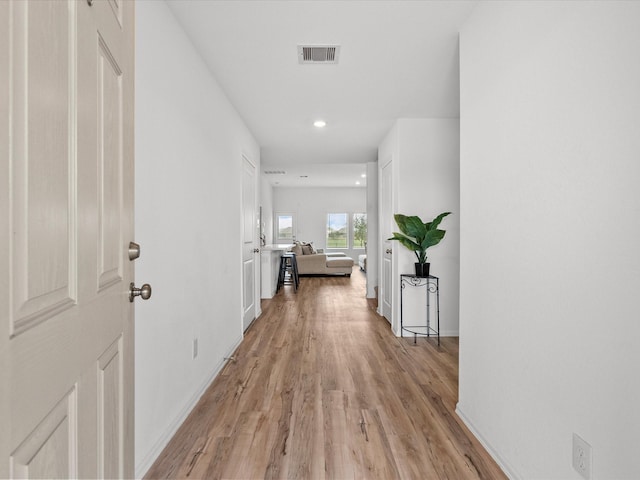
[355, 181, 360, 185]
[313, 120, 326, 128]
[361, 174, 366, 178]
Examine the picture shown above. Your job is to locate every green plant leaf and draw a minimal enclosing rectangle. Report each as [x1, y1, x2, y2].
[393, 214, 411, 237]
[420, 229, 446, 250]
[425, 211, 451, 231]
[402, 216, 427, 240]
[388, 233, 420, 252]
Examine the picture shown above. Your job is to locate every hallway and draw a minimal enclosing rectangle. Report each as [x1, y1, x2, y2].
[145, 269, 505, 479]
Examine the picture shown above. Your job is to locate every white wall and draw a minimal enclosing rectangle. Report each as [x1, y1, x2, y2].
[378, 119, 460, 336]
[272, 187, 367, 261]
[459, 2, 640, 478]
[135, 1, 260, 476]
[397, 119, 460, 336]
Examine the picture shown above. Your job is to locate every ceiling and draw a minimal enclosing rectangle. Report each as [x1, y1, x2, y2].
[166, 0, 477, 187]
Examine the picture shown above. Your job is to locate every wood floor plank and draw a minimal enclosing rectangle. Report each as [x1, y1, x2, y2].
[144, 268, 506, 480]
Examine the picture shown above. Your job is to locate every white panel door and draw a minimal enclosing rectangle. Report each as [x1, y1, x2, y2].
[242, 156, 258, 331]
[0, 1, 135, 478]
[380, 158, 393, 324]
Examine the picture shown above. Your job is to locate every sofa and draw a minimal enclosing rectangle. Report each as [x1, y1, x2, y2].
[290, 243, 354, 276]
[358, 254, 367, 272]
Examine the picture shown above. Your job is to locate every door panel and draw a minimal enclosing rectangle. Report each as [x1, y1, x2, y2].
[383, 254, 392, 318]
[10, 388, 77, 479]
[10, 0, 76, 336]
[97, 37, 124, 291]
[1, 1, 135, 478]
[97, 337, 122, 480]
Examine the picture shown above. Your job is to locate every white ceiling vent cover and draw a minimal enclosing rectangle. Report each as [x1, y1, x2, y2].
[298, 45, 340, 64]
[264, 170, 286, 175]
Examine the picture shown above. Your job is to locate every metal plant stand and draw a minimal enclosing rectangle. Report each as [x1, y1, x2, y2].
[400, 274, 440, 345]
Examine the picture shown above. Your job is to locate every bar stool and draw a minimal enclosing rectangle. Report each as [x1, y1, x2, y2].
[276, 255, 286, 293]
[285, 253, 299, 289]
[277, 252, 299, 292]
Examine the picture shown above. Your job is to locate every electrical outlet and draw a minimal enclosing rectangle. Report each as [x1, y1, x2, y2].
[572, 433, 592, 480]
[192, 338, 198, 359]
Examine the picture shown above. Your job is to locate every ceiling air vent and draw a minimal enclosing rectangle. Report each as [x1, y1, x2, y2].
[297, 45, 340, 64]
[264, 170, 286, 175]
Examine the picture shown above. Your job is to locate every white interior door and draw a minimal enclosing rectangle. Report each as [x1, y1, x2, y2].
[380, 158, 393, 323]
[0, 0, 135, 477]
[242, 156, 258, 331]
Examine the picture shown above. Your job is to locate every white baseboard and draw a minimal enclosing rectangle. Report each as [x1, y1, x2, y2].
[439, 329, 459, 337]
[135, 335, 244, 479]
[455, 404, 520, 480]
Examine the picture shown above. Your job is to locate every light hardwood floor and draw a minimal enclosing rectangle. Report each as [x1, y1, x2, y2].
[144, 268, 505, 479]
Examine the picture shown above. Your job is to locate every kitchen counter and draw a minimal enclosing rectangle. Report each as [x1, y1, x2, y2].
[261, 244, 294, 251]
[260, 244, 293, 298]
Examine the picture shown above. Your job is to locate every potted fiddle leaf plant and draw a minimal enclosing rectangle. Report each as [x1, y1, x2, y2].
[388, 212, 451, 277]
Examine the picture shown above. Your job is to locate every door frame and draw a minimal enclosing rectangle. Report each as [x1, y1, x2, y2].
[241, 153, 261, 331]
[379, 155, 397, 331]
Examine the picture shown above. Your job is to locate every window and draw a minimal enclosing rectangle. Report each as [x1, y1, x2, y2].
[275, 213, 295, 242]
[326, 213, 348, 248]
[353, 213, 367, 249]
